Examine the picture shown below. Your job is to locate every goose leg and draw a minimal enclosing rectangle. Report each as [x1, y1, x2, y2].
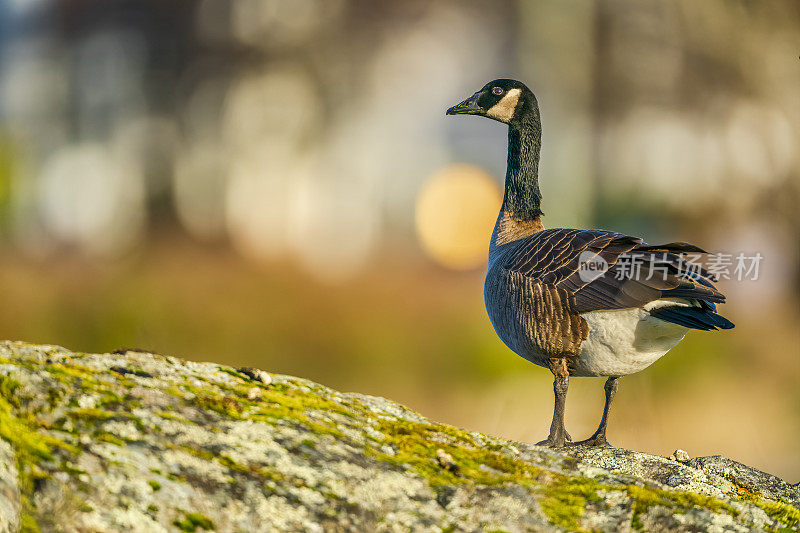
[537, 358, 571, 448]
[573, 376, 619, 447]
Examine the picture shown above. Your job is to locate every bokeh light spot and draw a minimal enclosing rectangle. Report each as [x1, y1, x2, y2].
[415, 164, 502, 271]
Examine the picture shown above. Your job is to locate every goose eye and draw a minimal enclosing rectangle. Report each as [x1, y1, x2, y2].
[491, 87, 504, 96]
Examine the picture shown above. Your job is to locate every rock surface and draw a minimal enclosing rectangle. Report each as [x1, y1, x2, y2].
[0, 341, 798, 532]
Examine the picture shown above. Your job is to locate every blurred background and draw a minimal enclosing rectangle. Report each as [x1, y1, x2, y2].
[0, 0, 798, 479]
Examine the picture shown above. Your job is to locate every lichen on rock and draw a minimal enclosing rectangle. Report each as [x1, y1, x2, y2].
[0, 341, 797, 532]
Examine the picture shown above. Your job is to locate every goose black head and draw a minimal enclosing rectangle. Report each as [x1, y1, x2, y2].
[446, 79, 537, 126]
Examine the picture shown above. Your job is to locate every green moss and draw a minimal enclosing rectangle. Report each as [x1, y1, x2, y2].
[247, 389, 346, 438]
[302, 420, 344, 439]
[165, 386, 187, 399]
[0, 383, 75, 532]
[60, 461, 86, 476]
[44, 363, 104, 387]
[759, 500, 800, 530]
[0, 376, 22, 406]
[538, 476, 603, 531]
[20, 514, 41, 533]
[627, 484, 664, 529]
[68, 406, 146, 434]
[216, 367, 248, 380]
[148, 479, 162, 491]
[173, 512, 215, 532]
[96, 433, 125, 446]
[96, 390, 125, 408]
[155, 410, 191, 423]
[167, 374, 350, 440]
[367, 417, 540, 489]
[536, 478, 740, 532]
[261, 383, 348, 411]
[737, 491, 800, 530]
[625, 484, 738, 530]
[194, 393, 243, 419]
[663, 490, 737, 515]
[71, 408, 114, 421]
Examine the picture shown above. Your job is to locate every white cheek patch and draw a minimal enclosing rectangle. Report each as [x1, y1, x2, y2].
[486, 88, 521, 122]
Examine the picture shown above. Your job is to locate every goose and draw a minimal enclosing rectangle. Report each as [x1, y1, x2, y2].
[446, 79, 734, 447]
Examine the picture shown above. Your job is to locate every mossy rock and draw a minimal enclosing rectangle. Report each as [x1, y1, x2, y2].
[0, 341, 797, 532]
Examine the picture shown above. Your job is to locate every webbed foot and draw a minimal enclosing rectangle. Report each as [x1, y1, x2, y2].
[569, 433, 612, 447]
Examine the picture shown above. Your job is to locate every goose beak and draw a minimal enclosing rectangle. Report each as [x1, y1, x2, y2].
[446, 92, 483, 116]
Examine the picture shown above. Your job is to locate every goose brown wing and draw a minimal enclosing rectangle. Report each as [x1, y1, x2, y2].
[500, 228, 725, 314]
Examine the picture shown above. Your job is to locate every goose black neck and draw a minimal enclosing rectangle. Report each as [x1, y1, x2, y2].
[503, 113, 542, 220]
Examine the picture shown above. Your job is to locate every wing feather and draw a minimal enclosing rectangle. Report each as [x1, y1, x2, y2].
[499, 228, 726, 314]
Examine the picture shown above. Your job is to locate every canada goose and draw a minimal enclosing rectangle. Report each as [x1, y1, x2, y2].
[446, 79, 733, 447]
